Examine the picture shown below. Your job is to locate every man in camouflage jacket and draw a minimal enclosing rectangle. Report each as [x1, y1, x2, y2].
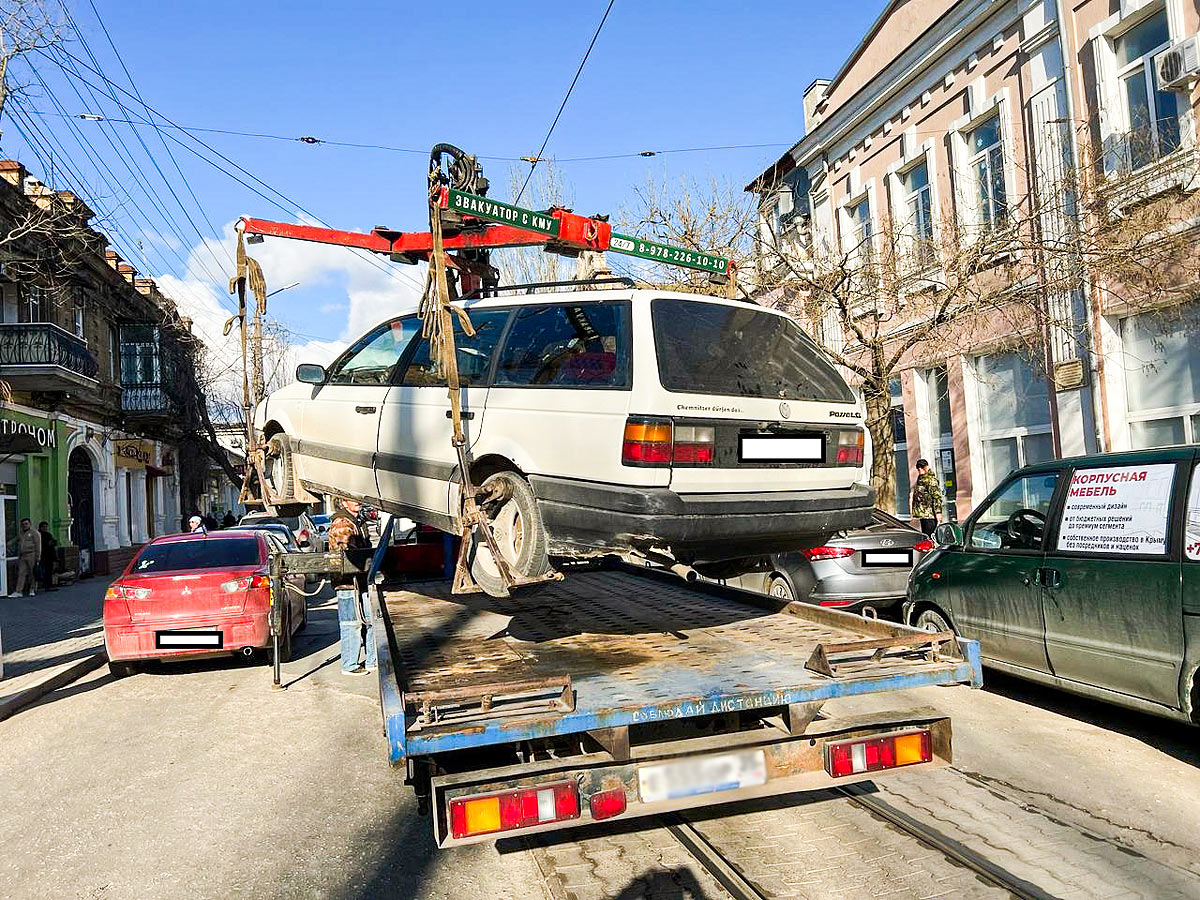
[911, 458, 944, 537]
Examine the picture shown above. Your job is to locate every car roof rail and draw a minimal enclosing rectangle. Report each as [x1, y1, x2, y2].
[475, 276, 636, 298]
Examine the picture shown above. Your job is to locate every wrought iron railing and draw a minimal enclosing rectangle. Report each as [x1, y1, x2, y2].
[0, 322, 98, 378]
[121, 383, 173, 413]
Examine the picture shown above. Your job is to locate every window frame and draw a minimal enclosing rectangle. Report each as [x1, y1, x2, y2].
[948, 94, 1016, 238]
[324, 316, 421, 387]
[490, 300, 633, 391]
[965, 112, 1007, 230]
[397, 306, 514, 388]
[1118, 304, 1200, 448]
[971, 350, 1055, 494]
[1112, 7, 1179, 171]
[964, 466, 1065, 556]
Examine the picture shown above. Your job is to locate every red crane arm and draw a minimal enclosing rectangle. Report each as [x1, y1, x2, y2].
[236, 217, 553, 258]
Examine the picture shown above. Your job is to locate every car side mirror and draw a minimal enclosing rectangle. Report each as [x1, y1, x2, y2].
[934, 522, 963, 548]
[296, 363, 326, 384]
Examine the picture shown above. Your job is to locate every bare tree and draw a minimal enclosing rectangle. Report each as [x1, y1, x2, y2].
[0, 0, 66, 123]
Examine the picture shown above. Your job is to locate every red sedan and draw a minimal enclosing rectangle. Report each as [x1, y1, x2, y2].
[103, 531, 307, 676]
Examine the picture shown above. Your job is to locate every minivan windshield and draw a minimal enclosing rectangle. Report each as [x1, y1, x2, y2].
[651, 298, 854, 403]
[131, 537, 261, 573]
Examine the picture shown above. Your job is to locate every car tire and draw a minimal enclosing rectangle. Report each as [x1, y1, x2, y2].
[264, 434, 306, 517]
[466, 470, 551, 598]
[915, 607, 953, 634]
[271, 609, 293, 665]
[108, 660, 137, 678]
[767, 574, 795, 602]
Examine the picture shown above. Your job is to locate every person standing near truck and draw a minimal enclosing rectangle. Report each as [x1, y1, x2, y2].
[911, 458, 945, 537]
[9, 519, 41, 597]
[327, 498, 374, 675]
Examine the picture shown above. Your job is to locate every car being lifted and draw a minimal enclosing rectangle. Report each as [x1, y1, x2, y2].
[255, 287, 875, 595]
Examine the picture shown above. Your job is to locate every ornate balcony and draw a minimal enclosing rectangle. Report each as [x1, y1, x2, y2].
[0, 322, 99, 391]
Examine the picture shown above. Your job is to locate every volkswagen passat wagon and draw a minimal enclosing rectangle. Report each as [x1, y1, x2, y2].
[255, 289, 874, 595]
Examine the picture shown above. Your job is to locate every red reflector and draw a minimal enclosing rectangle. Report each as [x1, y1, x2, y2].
[818, 599, 856, 607]
[589, 789, 627, 820]
[622, 440, 673, 465]
[804, 546, 855, 561]
[913, 540, 933, 553]
[836, 447, 864, 464]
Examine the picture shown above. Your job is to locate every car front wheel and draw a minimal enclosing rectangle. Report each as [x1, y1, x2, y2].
[466, 470, 551, 598]
[915, 607, 953, 634]
[264, 434, 306, 516]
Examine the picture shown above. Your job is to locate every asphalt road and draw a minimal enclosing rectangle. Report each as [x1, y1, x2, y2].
[2, 588, 1198, 899]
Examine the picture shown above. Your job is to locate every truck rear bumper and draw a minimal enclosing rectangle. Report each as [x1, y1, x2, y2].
[432, 709, 950, 847]
[530, 476, 875, 559]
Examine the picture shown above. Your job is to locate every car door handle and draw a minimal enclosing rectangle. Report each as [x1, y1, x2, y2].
[1035, 567, 1063, 589]
[1022, 575, 1032, 586]
[355, 405, 377, 414]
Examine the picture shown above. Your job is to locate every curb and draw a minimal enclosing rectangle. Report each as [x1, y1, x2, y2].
[0, 651, 107, 723]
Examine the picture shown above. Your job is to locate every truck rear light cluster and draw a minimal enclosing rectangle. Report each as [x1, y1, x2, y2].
[836, 429, 865, 465]
[826, 729, 932, 778]
[622, 418, 714, 466]
[804, 546, 854, 562]
[449, 782, 579, 840]
[221, 574, 271, 593]
[106, 584, 151, 601]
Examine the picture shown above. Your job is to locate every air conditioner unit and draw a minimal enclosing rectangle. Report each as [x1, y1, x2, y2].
[1155, 35, 1200, 90]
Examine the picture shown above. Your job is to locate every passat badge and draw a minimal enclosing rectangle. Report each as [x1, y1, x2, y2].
[779, 401, 791, 419]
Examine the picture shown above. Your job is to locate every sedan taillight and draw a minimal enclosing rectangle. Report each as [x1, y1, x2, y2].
[106, 584, 151, 600]
[804, 546, 855, 562]
[221, 574, 271, 593]
[913, 539, 934, 553]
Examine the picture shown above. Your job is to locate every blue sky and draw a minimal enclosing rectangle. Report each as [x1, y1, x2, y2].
[3, 1, 886, 369]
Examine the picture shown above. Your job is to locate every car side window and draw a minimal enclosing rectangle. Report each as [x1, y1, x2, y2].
[968, 472, 1059, 552]
[1057, 463, 1175, 556]
[327, 318, 420, 386]
[494, 302, 631, 388]
[400, 309, 511, 387]
[1185, 463, 1200, 561]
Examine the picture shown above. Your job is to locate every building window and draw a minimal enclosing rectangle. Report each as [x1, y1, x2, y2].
[847, 196, 873, 261]
[21, 285, 49, 323]
[966, 113, 1007, 230]
[921, 365, 956, 518]
[1114, 8, 1180, 171]
[1121, 302, 1200, 447]
[119, 324, 161, 386]
[890, 376, 911, 516]
[975, 350, 1054, 492]
[109, 325, 119, 380]
[898, 159, 934, 269]
[73, 299, 85, 339]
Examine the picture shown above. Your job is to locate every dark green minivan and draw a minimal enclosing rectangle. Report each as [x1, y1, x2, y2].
[906, 446, 1200, 724]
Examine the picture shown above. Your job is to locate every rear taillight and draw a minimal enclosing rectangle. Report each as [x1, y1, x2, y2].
[622, 419, 715, 466]
[804, 546, 855, 562]
[836, 429, 865, 465]
[298, 529, 310, 543]
[914, 540, 934, 553]
[221, 574, 271, 593]
[826, 729, 932, 778]
[589, 789, 627, 821]
[449, 782, 580, 840]
[622, 418, 673, 465]
[106, 584, 151, 601]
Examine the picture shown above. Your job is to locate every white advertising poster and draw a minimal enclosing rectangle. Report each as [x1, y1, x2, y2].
[1056, 463, 1175, 555]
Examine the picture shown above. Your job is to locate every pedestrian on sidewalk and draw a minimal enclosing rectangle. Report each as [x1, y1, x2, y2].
[10, 518, 41, 597]
[37, 522, 58, 593]
[911, 458, 945, 537]
[327, 498, 374, 675]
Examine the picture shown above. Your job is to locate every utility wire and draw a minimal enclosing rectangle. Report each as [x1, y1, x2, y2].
[514, 0, 615, 204]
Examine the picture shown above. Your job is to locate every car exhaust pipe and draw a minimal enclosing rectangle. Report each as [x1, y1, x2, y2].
[241, 646, 255, 658]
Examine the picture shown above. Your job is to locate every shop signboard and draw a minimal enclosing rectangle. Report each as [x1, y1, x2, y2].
[115, 440, 154, 469]
[0, 414, 57, 452]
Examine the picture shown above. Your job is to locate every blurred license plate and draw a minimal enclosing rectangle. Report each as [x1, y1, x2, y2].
[861, 549, 914, 567]
[739, 434, 824, 462]
[638, 749, 767, 804]
[156, 630, 223, 649]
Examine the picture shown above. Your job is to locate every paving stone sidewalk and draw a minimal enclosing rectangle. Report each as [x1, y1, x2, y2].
[0, 577, 108, 714]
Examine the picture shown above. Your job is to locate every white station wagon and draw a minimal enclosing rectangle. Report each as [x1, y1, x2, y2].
[255, 288, 874, 594]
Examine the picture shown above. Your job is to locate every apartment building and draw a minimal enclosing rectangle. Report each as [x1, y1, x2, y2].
[748, 0, 1200, 519]
[0, 159, 210, 586]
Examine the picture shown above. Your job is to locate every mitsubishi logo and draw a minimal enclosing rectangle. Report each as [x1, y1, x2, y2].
[181, 586, 192, 596]
[779, 401, 791, 419]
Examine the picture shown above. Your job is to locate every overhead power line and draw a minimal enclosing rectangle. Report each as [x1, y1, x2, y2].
[515, 0, 616, 204]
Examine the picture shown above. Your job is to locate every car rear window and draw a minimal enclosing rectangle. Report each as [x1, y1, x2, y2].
[651, 298, 854, 403]
[132, 537, 262, 573]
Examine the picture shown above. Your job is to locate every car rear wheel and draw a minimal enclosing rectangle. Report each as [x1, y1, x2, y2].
[467, 471, 551, 598]
[108, 660, 137, 678]
[767, 575, 795, 602]
[264, 434, 306, 516]
[915, 607, 952, 634]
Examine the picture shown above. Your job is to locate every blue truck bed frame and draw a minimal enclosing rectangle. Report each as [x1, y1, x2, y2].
[369, 564, 982, 846]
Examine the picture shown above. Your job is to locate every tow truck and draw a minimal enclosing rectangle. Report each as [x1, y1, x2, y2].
[245, 144, 984, 847]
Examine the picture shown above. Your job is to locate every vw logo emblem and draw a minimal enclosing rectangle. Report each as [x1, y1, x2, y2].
[779, 401, 791, 419]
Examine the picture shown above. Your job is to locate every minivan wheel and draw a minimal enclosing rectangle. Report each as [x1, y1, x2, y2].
[467, 471, 551, 598]
[915, 607, 952, 634]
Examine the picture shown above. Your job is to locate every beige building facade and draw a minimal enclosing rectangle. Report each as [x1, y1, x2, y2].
[750, 0, 1200, 520]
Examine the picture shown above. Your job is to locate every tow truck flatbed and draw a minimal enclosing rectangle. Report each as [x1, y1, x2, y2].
[369, 565, 982, 847]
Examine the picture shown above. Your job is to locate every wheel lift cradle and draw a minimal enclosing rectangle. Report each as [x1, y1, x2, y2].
[367, 564, 983, 848]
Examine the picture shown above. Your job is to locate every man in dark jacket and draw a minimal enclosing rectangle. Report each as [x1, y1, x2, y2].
[37, 522, 58, 592]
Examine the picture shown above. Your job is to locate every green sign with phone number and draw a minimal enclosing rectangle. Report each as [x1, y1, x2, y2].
[609, 232, 729, 275]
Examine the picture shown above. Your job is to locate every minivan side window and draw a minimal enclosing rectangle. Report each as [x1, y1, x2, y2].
[327, 318, 419, 385]
[1056, 463, 1175, 556]
[494, 303, 631, 388]
[400, 309, 511, 387]
[968, 472, 1058, 552]
[1185, 463, 1200, 561]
